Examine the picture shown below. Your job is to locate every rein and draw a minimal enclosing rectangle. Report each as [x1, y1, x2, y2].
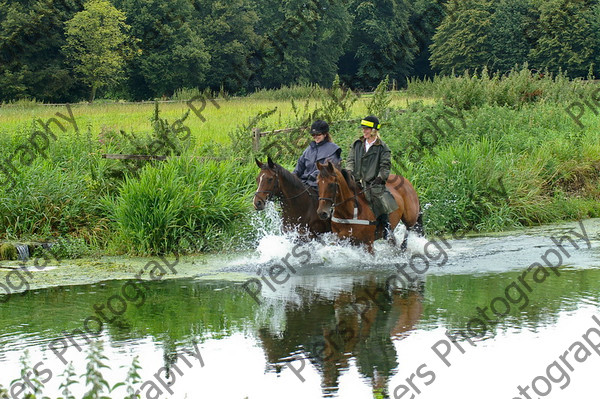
[254, 169, 316, 202]
[318, 176, 377, 226]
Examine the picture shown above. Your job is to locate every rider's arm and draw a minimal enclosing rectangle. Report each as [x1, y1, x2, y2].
[293, 151, 306, 177]
[330, 147, 342, 168]
[345, 143, 355, 173]
[379, 144, 392, 182]
[310, 148, 341, 181]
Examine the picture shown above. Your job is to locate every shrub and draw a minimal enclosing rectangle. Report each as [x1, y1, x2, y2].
[0, 157, 100, 239]
[104, 156, 255, 254]
[50, 237, 90, 259]
[406, 64, 590, 110]
[0, 243, 17, 260]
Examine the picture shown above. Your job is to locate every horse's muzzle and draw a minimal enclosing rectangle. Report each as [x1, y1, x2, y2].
[318, 209, 331, 220]
[254, 199, 265, 210]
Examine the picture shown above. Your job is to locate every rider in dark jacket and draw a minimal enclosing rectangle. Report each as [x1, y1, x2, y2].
[346, 116, 398, 241]
[294, 120, 341, 189]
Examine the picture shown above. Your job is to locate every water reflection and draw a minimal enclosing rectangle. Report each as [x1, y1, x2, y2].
[0, 266, 600, 397]
[259, 279, 424, 397]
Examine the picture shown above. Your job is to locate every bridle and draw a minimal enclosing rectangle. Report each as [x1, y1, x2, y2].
[254, 169, 315, 202]
[318, 176, 361, 209]
[318, 175, 377, 226]
[318, 178, 339, 205]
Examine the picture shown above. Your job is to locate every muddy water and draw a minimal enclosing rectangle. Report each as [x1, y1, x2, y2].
[1, 217, 600, 399]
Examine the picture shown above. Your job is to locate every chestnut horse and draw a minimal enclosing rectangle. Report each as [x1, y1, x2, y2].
[316, 161, 422, 251]
[254, 157, 330, 237]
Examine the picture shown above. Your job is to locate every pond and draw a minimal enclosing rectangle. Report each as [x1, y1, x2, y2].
[1, 218, 600, 399]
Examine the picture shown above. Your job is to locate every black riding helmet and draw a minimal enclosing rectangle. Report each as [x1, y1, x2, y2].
[310, 120, 329, 135]
[360, 115, 381, 130]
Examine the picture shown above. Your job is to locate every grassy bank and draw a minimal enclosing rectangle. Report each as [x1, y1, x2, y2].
[1, 70, 599, 255]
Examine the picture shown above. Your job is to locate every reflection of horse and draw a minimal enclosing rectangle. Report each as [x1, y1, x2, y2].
[254, 157, 330, 237]
[257, 278, 424, 398]
[316, 161, 422, 251]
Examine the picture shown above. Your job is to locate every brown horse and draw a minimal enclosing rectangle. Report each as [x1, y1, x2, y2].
[254, 157, 330, 237]
[316, 160, 422, 251]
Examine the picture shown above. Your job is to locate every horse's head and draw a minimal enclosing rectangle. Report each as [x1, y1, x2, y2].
[316, 160, 340, 220]
[254, 157, 279, 210]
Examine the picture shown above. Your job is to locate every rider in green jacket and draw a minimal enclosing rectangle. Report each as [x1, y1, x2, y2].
[346, 116, 398, 242]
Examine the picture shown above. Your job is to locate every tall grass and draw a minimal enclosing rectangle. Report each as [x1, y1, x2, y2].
[248, 83, 326, 100]
[0, 128, 107, 243]
[103, 156, 255, 255]
[381, 101, 600, 234]
[406, 64, 592, 110]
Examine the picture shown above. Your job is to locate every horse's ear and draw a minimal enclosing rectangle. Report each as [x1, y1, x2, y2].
[267, 157, 275, 168]
[326, 161, 334, 172]
[317, 162, 324, 171]
[255, 158, 264, 168]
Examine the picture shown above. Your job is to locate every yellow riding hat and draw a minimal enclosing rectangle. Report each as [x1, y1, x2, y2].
[360, 115, 381, 130]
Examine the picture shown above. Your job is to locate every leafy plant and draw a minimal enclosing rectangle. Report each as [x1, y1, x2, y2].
[50, 237, 90, 259]
[367, 75, 392, 117]
[81, 341, 118, 399]
[123, 356, 142, 399]
[59, 363, 78, 399]
[104, 157, 255, 254]
[11, 350, 45, 398]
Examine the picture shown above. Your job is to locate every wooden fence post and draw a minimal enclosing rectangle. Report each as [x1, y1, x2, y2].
[252, 128, 261, 152]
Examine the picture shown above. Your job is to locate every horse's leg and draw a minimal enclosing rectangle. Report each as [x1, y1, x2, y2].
[400, 227, 408, 251]
[405, 211, 425, 240]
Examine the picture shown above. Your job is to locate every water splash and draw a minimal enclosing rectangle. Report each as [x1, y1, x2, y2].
[249, 201, 284, 242]
[231, 206, 442, 273]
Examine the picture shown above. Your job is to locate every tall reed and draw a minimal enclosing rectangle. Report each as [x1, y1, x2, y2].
[104, 156, 255, 255]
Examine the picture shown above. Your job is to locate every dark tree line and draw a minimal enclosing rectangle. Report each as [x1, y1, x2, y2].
[1, 0, 599, 103]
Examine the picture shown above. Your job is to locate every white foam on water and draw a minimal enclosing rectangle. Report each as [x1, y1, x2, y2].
[232, 202, 467, 274]
[245, 224, 435, 270]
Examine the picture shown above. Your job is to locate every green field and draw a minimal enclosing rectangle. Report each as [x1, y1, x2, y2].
[0, 92, 435, 145]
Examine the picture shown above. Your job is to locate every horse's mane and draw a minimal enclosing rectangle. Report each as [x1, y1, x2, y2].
[340, 168, 359, 192]
[270, 162, 307, 192]
[319, 163, 358, 192]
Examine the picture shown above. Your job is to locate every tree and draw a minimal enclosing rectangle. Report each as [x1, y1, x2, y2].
[114, 0, 210, 99]
[0, 0, 87, 102]
[528, 0, 600, 78]
[487, 0, 535, 74]
[429, 0, 493, 75]
[409, 0, 448, 78]
[63, 0, 132, 102]
[194, 0, 261, 92]
[340, 0, 417, 89]
[249, 0, 352, 90]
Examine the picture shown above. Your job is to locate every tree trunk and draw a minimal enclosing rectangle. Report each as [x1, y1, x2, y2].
[89, 84, 97, 103]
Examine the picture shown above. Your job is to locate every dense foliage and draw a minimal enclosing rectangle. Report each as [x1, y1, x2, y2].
[3, 0, 600, 102]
